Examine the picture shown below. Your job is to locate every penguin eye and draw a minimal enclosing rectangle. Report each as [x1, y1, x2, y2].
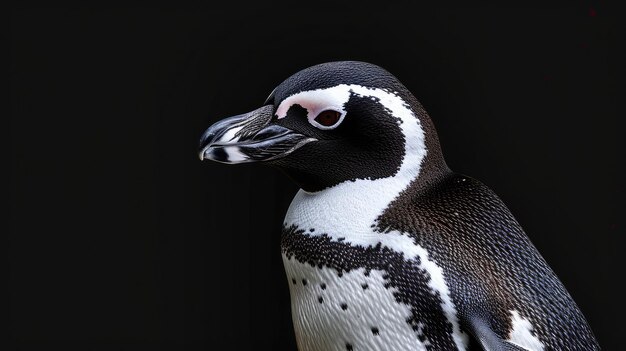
[314, 110, 342, 128]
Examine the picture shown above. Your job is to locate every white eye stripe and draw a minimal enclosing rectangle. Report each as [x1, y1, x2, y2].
[275, 86, 352, 121]
[274, 84, 411, 132]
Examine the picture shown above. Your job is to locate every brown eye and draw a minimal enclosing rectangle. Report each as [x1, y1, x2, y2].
[314, 110, 341, 127]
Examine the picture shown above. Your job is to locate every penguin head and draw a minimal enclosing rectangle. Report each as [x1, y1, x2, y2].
[199, 61, 448, 192]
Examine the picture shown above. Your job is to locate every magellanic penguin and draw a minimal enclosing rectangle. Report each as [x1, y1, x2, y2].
[199, 61, 600, 351]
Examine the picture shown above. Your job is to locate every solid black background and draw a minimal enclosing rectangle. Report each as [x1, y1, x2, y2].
[9, 2, 624, 350]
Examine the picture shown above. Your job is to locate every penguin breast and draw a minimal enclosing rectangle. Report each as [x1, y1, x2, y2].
[283, 256, 425, 351]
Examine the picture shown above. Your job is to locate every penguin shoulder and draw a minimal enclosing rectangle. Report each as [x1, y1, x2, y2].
[378, 172, 521, 238]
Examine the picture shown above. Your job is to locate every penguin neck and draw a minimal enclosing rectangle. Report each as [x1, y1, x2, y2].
[296, 156, 422, 224]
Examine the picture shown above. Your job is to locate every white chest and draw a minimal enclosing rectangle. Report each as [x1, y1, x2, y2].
[283, 255, 428, 351]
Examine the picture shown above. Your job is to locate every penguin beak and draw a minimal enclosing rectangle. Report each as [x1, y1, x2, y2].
[199, 105, 316, 164]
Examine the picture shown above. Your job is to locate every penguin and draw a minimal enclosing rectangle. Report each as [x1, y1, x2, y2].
[198, 61, 600, 351]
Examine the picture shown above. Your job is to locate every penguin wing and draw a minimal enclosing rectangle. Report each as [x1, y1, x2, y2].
[464, 316, 530, 351]
[378, 173, 600, 350]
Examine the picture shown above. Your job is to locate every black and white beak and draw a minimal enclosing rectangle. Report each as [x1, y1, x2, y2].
[199, 105, 315, 164]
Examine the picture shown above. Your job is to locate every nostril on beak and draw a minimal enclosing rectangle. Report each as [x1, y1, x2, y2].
[251, 124, 291, 141]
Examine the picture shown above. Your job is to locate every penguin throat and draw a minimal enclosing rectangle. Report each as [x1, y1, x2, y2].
[283, 85, 427, 244]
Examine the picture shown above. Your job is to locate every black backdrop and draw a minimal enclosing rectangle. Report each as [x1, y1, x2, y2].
[9, 3, 624, 350]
